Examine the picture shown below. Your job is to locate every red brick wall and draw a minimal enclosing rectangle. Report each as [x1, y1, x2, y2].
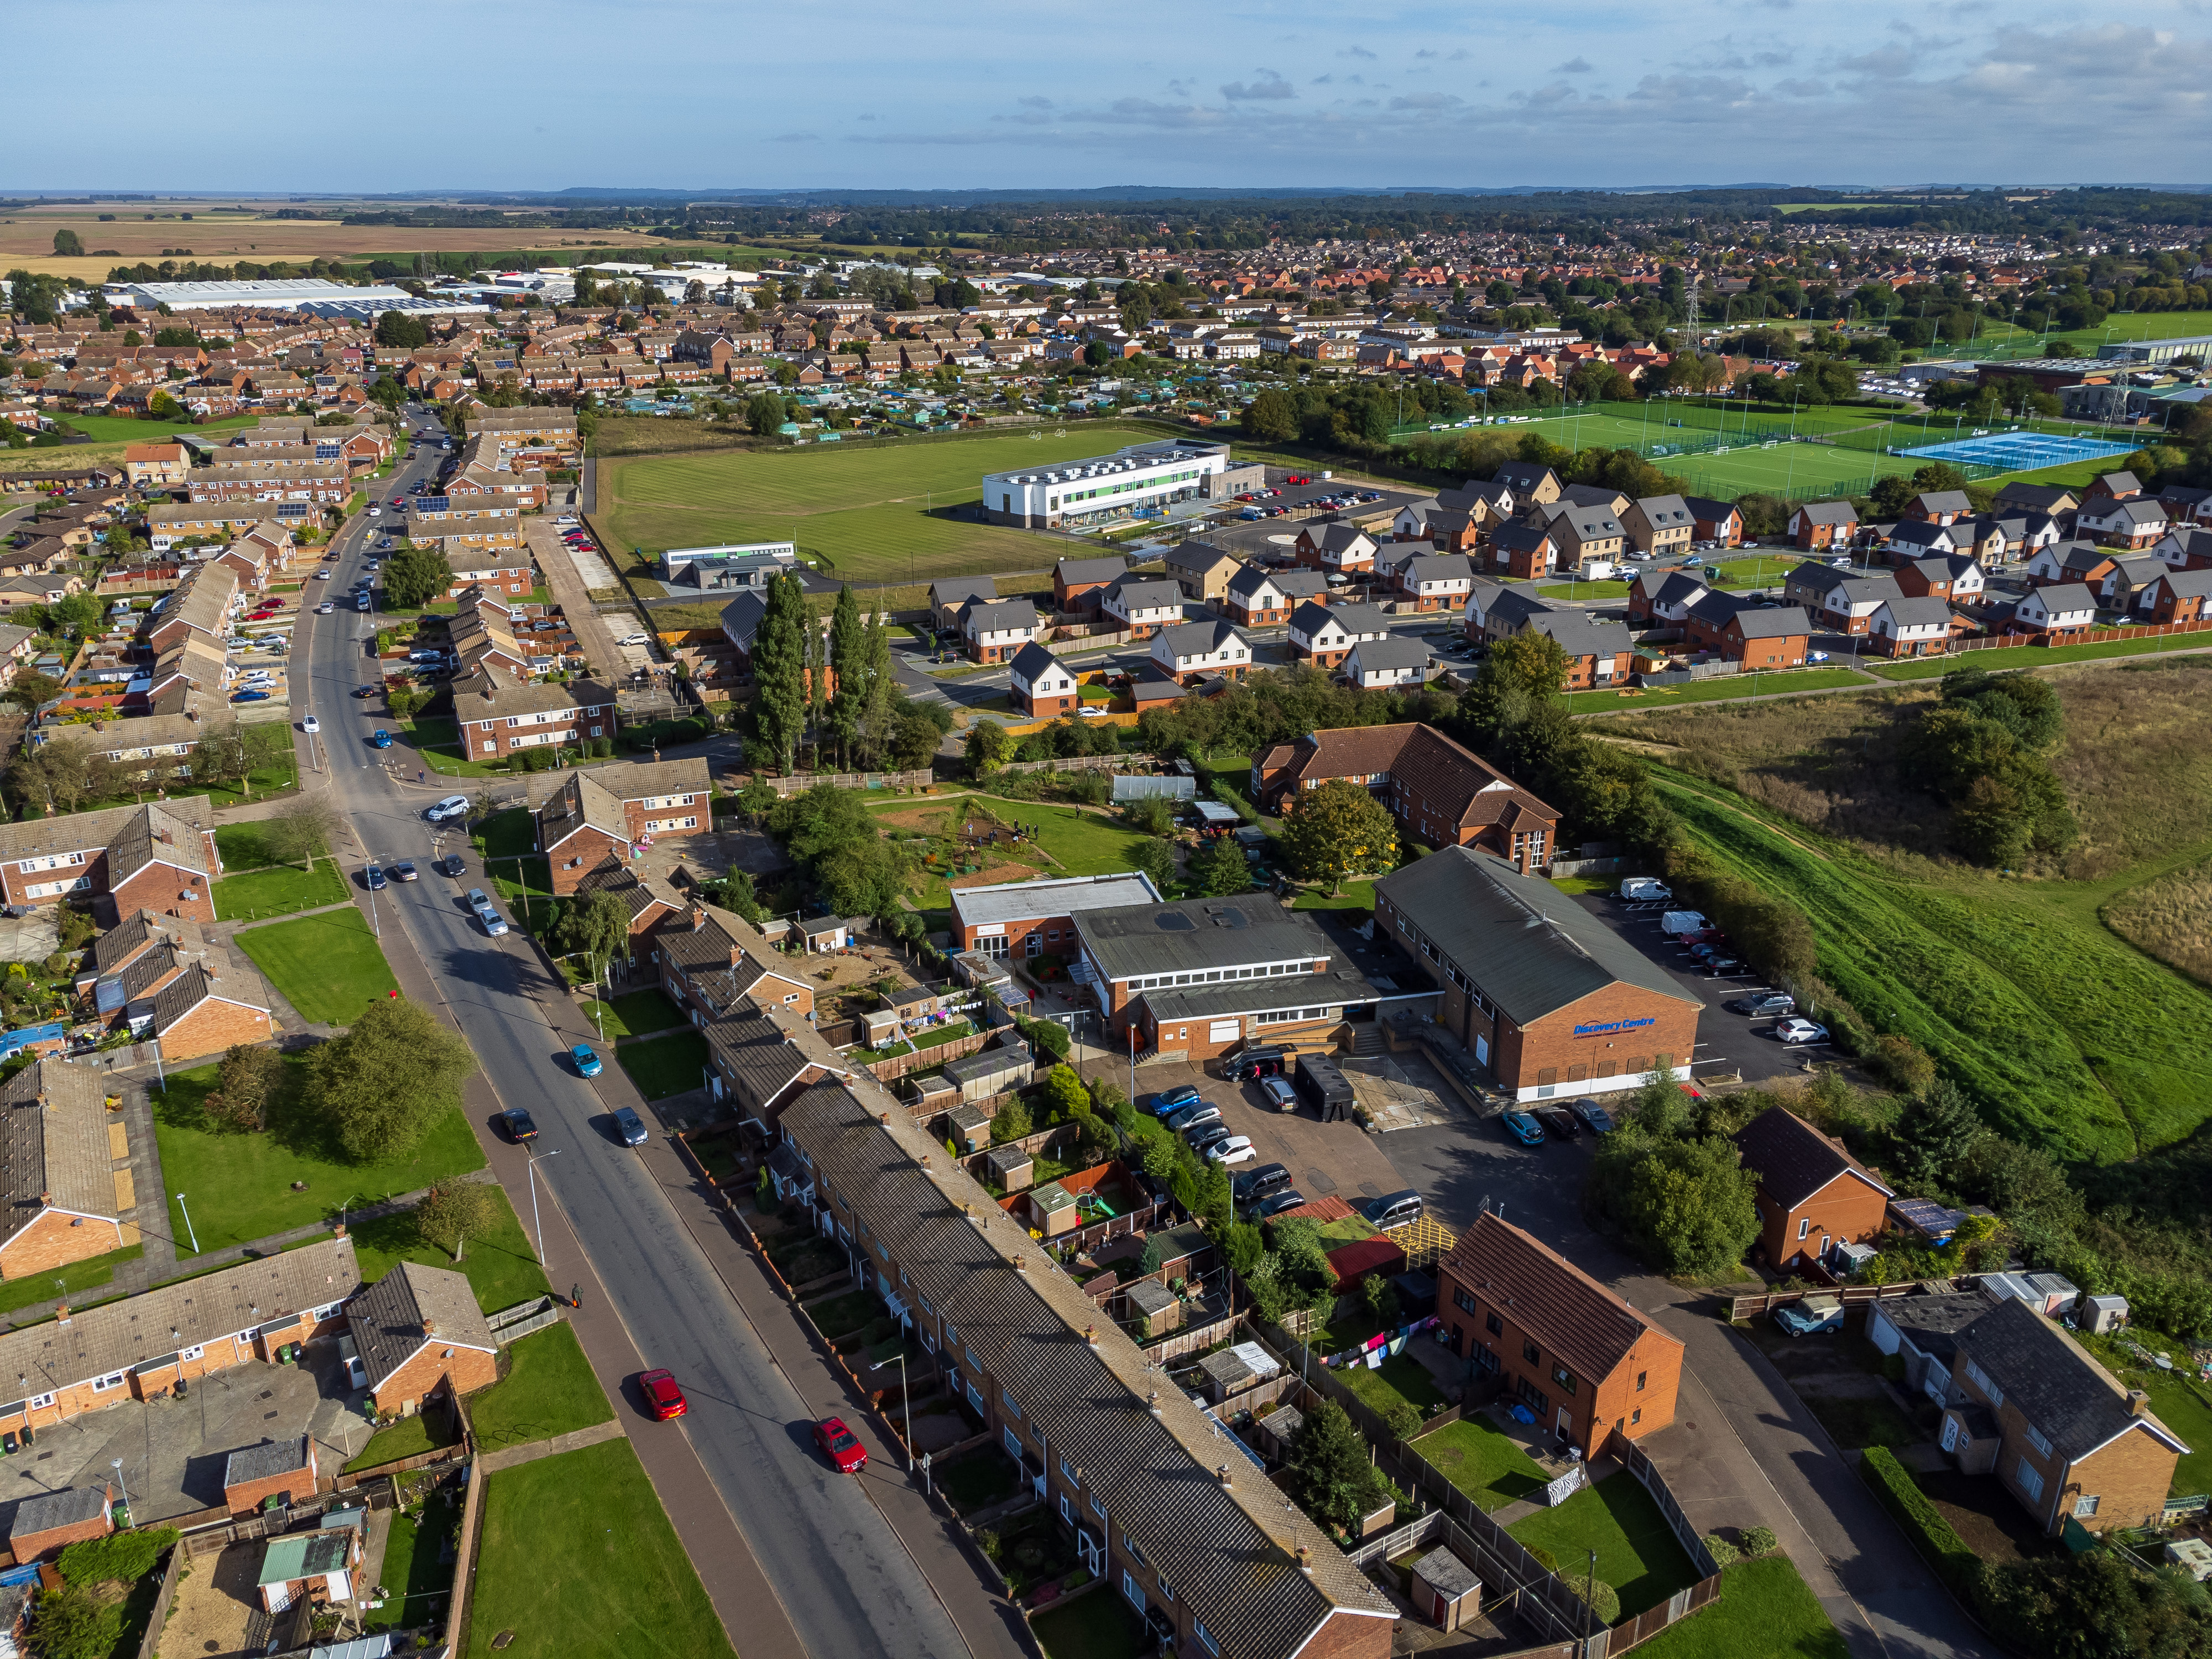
[1757, 1172, 1890, 1270]
[11, 1507, 110, 1563]
[372, 1343, 499, 1415]
[158, 997, 273, 1063]
[1499, 985, 1699, 1101]
[546, 825, 623, 894]
[1015, 688, 1077, 718]
[224, 1453, 315, 1516]
[0, 1209, 126, 1282]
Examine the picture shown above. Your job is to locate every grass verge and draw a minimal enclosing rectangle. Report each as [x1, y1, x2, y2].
[1623, 1556, 1845, 1658]
[346, 1185, 550, 1313]
[232, 907, 397, 1025]
[578, 988, 686, 1039]
[616, 1031, 713, 1100]
[466, 1323, 615, 1452]
[213, 858, 349, 921]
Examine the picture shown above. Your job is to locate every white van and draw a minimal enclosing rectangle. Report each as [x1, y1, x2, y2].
[1620, 878, 1672, 903]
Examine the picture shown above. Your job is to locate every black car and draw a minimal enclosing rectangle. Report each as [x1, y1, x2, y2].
[1533, 1106, 1580, 1140]
[1232, 1162, 1294, 1207]
[1186, 1122, 1235, 1156]
[1222, 1045, 1288, 1082]
[502, 1108, 538, 1142]
[1254, 1190, 1308, 1219]
[436, 854, 467, 878]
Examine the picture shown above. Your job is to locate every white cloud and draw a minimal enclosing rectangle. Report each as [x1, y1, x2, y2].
[1222, 75, 1296, 100]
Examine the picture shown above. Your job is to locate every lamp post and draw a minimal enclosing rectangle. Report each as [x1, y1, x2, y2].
[525, 1146, 561, 1264]
[111, 1458, 128, 1519]
[174, 1193, 199, 1255]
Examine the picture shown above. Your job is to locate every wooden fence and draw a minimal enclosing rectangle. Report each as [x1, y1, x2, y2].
[134, 1544, 186, 1659]
[860, 1027, 990, 1082]
[1725, 1279, 1953, 1322]
[759, 767, 936, 795]
[445, 1458, 487, 1657]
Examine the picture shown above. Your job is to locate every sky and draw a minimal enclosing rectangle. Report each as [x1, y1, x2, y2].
[13, 0, 2212, 195]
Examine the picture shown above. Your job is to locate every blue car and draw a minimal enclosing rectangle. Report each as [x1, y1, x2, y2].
[1149, 1084, 1203, 1118]
[611, 1105, 648, 1146]
[362, 865, 387, 891]
[369, 729, 393, 749]
[230, 690, 270, 703]
[1499, 1110, 1546, 1147]
[571, 1043, 603, 1078]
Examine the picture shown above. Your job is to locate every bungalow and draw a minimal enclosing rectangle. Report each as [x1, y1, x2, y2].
[1098, 575, 1185, 639]
[1733, 1105, 1893, 1272]
[1342, 637, 1431, 690]
[2141, 567, 2212, 624]
[1868, 596, 1957, 658]
[1287, 600, 1388, 668]
[962, 598, 1042, 665]
[1619, 494, 1695, 560]
[1436, 1211, 1686, 1455]
[1150, 618, 1253, 685]
[2008, 583, 2097, 638]
[1009, 640, 1079, 717]
[1788, 500, 1858, 551]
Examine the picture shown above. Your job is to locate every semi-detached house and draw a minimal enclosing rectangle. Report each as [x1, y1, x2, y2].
[1099, 576, 1186, 639]
[0, 799, 221, 922]
[0, 1060, 132, 1283]
[535, 759, 712, 894]
[964, 599, 1041, 665]
[1255, 723, 1557, 869]
[450, 672, 614, 759]
[1151, 620, 1251, 685]
[766, 1078, 1396, 1659]
[1286, 601, 1387, 668]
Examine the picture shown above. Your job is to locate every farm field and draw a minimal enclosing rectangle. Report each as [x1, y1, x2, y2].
[595, 425, 1192, 581]
[1617, 660, 2212, 1161]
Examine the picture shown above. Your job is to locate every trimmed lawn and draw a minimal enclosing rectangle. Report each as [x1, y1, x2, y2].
[346, 1185, 550, 1313]
[1869, 632, 2212, 681]
[0, 1244, 142, 1316]
[153, 1052, 485, 1257]
[232, 907, 397, 1025]
[579, 988, 686, 1039]
[1031, 1591, 1147, 1659]
[465, 1323, 614, 1451]
[473, 809, 556, 926]
[212, 858, 349, 922]
[616, 1031, 713, 1100]
[1338, 1354, 1446, 1417]
[399, 716, 512, 778]
[1624, 1556, 1844, 1659]
[1292, 879, 1378, 912]
[2080, 1329, 2212, 1498]
[59, 411, 256, 443]
[344, 1410, 459, 1473]
[465, 1438, 734, 1659]
[1413, 1416, 1550, 1512]
[1508, 1470, 1703, 1619]
[363, 1491, 460, 1632]
[1568, 667, 1874, 715]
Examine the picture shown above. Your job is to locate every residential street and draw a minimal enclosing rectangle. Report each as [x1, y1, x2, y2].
[283, 422, 992, 1659]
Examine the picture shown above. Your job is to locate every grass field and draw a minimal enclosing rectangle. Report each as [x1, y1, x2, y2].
[465, 1438, 734, 1659]
[232, 907, 398, 1025]
[1868, 632, 2212, 680]
[1508, 1470, 1702, 1619]
[1626, 1556, 1845, 1659]
[211, 856, 348, 921]
[56, 412, 255, 443]
[1969, 310, 2212, 359]
[153, 1053, 486, 1256]
[596, 425, 1188, 581]
[465, 1323, 615, 1451]
[1569, 667, 1873, 714]
[346, 1185, 550, 1314]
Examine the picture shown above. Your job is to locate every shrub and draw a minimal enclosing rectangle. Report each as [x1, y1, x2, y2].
[1703, 1532, 1741, 1567]
[1739, 1525, 1778, 1558]
[1859, 1447, 1985, 1604]
[1568, 1578, 1621, 1626]
[58, 1526, 176, 1587]
[1378, 1396, 1422, 1443]
[1524, 1544, 1559, 1574]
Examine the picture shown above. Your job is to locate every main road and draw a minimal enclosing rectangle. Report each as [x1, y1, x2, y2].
[291, 414, 971, 1659]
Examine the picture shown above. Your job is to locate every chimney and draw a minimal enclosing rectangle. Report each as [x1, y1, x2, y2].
[54, 1305, 69, 1323]
[2128, 1389, 2150, 1417]
[422, 1318, 438, 1338]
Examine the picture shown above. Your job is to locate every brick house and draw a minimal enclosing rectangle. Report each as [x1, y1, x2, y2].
[1619, 494, 1695, 560]
[223, 1436, 316, 1516]
[122, 442, 188, 489]
[449, 673, 615, 760]
[1686, 596, 1813, 668]
[1098, 575, 1186, 639]
[949, 872, 1162, 960]
[1286, 600, 1387, 668]
[1895, 555, 1986, 603]
[1437, 1212, 1686, 1454]
[1524, 611, 1636, 689]
[535, 759, 713, 895]
[1903, 490, 1974, 525]
[1937, 1297, 2188, 1536]
[1682, 496, 1744, 547]
[1009, 641, 1078, 718]
[2075, 497, 2169, 550]
[1529, 499, 1625, 571]
[1783, 564, 1903, 635]
[344, 1260, 498, 1418]
[2023, 541, 2119, 589]
[963, 599, 1042, 665]
[647, 902, 817, 1022]
[0, 1059, 131, 1282]
[1733, 1106, 1893, 1271]
[1150, 619, 1253, 685]
[1255, 723, 1558, 870]
[1375, 847, 1702, 1102]
[2005, 583, 2096, 638]
[1294, 524, 1379, 576]
[8, 1485, 113, 1562]
[1485, 523, 1557, 581]
[1868, 596, 1957, 657]
[1052, 556, 1127, 615]
[444, 550, 536, 598]
[1787, 501, 1858, 551]
[1159, 540, 1240, 606]
[2141, 567, 2212, 623]
[0, 800, 221, 923]
[1221, 562, 1298, 628]
[0, 1236, 358, 1445]
[1626, 567, 1709, 629]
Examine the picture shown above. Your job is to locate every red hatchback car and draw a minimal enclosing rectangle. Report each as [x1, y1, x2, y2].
[638, 1369, 687, 1421]
[812, 1416, 867, 1473]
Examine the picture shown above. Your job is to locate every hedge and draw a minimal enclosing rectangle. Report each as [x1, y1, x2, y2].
[1858, 1447, 1986, 1605]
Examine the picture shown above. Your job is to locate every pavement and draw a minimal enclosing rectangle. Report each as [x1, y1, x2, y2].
[258, 416, 1013, 1659]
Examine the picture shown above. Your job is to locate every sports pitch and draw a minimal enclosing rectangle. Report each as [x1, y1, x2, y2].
[595, 425, 1180, 581]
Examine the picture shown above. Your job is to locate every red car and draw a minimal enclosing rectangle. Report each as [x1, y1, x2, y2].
[812, 1416, 867, 1473]
[638, 1369, 687, 1421]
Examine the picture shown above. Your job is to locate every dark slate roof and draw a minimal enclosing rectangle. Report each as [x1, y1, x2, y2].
[1956, 1296, 2189, 1461]
[1880, 596, 1957, 628]
[1888, 520, 1955, 550]
[11, 1485, 106, 1537]
[1726, 606, 1813, 640]
[1055, 556, 1128, 587]
[1525, 611, 1632, 659]
[776, 1080, 1391, 1659]
[1374, 847, 1698, 1025]
[1009, 640, 1062, 682]
[1075, 896, 1339, 984]
[1793, 500, 1858, 525]
[1348, 637, 1432, 674]
[1732, 1106, 1892, 1211]
[225, 1435, 312, 1489]
[343, 1260, 495, 1390]
[1876, 1289, 1993, 1365]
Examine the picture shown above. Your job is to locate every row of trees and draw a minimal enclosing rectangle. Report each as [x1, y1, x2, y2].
[4, 719, 293, 816]
[749, 577, 941, 776]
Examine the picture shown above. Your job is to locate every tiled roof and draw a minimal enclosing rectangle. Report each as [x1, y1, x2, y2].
[778, 1079, 1392, 1659]
[343, 1260, 495, 1391]
[1955, 1296, 2188, 1462]
[1526, 611, 1634, 658]
[0, 799, 213, 876]
[1054, 556, 1126, 587]
[1157, 619, 1246, 657]
[450, 672, 613, 724]
[1441, 1211, 1681, 1388]
[1732, 1106, 1892, 1212]
[0, 1060, 116, 1233]
[92, 910, 204, 976]
[1262, 723, 1557, 839]
[11, 1485, 107, 1536]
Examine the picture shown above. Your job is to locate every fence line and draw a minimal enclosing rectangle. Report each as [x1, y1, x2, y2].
[134, 1544, 186, 1659]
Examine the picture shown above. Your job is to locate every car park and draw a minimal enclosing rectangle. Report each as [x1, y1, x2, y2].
[1259, 1077, 1299, 1112]
[1571, 1098, 1616, 1134]
[1728, 992, 1796, 1016]
[813, 1416, 867, 1473]
[639, 1369, 687, 1420]
[1499, 1110, 1546, 1147]
[612, 1106, 648, 1146]
[1232, 1163, 1294, 1208]
[1533, 1107, 1579, 1140]
[1222, 1044, 1287, 1081]
[1185, 1122, 1234, 1156]
[1206, 1135, 1257, 1166]
[390, 860, 418, 882]
[362, 865, 387, 891]
[572, 1043, 604, 1078]
[1777, 1018, 1830, 1045]
[1164, 1102, 1222, 1135]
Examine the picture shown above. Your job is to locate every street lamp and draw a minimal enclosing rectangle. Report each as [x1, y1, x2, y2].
[525, 1146, 561, 1264]
[111, 1458, 128, 1519]
[174, 1193, 199, 1255]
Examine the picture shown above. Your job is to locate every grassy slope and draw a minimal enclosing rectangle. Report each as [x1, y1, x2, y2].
[595, 425, 1176, 581]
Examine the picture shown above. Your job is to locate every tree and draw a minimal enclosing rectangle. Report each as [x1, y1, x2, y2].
[1194, 833, 1251, 898]
[0, 669, 58, 713]
[204, 1043, 282, 1134]
[1624, 1056, 1693, 1139]
[1040, 1063, 1089, 1122]
[1619, 1134, 1761, 1280]
[6, 738, 95, 816]
[29, 1581, 121, 1659]
[374, 310, 430, 349]
[890, 708, 943, 770]
[1281, 779, 1396, 895]
[1243, 388, 1298, 441]
[48, 593, 101, 637]
[51, 228, 85, 258]
[745, 392, 789, 436]
[147, 390, 185, 422]
[263, 791, 336, 872]
[990, 1095, 1032, 1142]
[554, 887, 630, 970]
[304, 998, 477, 1162]
[964, 721, 1010, 776]
[750, 571, 810, 773]
[153, 325, 197, 348]
[1129, 836, 1177, 893]
[1891, 1078, 1982, 1191]
[1287, 1397, 1395, 1536]
[415, 1181, 499, 1261]
[382, 544, 453, 609]
[826, 584, 863, 767]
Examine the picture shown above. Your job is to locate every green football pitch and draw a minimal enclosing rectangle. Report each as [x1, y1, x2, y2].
[596, 425, 1183, 581]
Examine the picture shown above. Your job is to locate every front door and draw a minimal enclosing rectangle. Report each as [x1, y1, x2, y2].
[1940, 1415, 1960, 1453]
[1556, 1406, 1573, 1442]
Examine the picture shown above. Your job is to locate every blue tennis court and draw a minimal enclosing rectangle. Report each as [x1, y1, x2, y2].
[1898, 431, 2140, 469]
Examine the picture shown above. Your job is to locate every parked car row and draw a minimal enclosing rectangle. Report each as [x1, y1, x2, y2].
[1146, 1084, 1256, 1166]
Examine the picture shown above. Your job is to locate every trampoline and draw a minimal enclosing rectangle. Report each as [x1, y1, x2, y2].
[1897, 431, 2140, 470]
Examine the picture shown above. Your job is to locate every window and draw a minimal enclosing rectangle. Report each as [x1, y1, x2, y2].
[2074, 1494, 2100, 1519]
[1122, 1571, 1142, 1609]
[1637, 1371, 1648, 1392]
[1157, 1576, 1172, 1603]
[2016, 1457, 2045, 1503]
[1195, 1624, 1219, 1656]
[1122, 1534, 1146, 1567]
[1631, 1408, 1642, 1426]
[1090, 1492, 1105, 1518]
[1453, 1288, 1477, 1317]
[28, 1391, 54, 1410]
[180, 1345, 204, 1362]
[91, 1371, 126, 1393]
[2024, 1423, 2053, 1458]
[1523, 1341, 1541, 1366]
[1796, 1217, 1812, 1241]
[1551, 1366, 1575, 1397]
[1002, 1388, 1021, 1419]
[1486, 1312, 1503, 1338]
[1060, 1493, 1072, 1522]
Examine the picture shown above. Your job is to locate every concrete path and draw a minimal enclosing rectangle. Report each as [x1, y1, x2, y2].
[478, 1416, 627, 1473]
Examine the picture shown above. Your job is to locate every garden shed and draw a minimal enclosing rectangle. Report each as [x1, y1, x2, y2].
[986, 1145, 1034, 1192]
[1410, 1546, 1481, 1630]
[944, 1101, 989, 1152]
[943, 1042, 1032, 1104]
[1196, 1346, 1258, 1404]
[1126, 1277, 1180, 1339]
